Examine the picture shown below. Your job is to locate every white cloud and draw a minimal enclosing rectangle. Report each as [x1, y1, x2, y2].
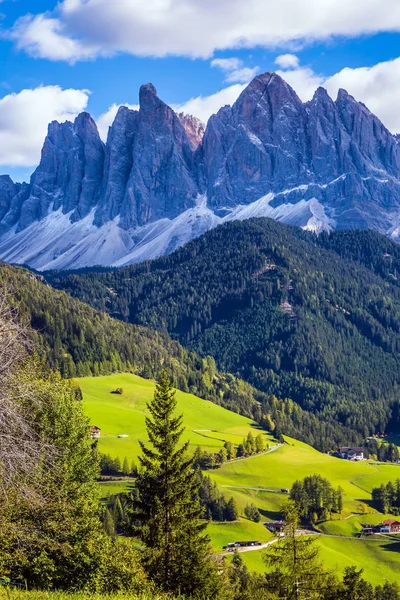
[275, 54, 300, 70]
[211, 58, 242, 71]
[172, 84, 247, 123]
[0, 86, 90, 167]
[96, 103, 139, 141]
[275, 65, 324, 101]
[10, 14, 102, 63]
[211, 56, 259, 83]
[9, 0, 400, 62]
[324, 57, 400, 132]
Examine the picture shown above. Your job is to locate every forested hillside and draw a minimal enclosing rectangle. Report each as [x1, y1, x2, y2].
[0, 264, 260, 417]
[1, 262, 354, 449]
[47, 219, 400, 446]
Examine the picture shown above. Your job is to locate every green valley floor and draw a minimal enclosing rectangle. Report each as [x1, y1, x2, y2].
[79, 373, 400, 585]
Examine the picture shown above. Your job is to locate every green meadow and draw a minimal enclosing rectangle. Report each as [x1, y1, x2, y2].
[79, 373, 273, 461]
[79, 374, 400, 584]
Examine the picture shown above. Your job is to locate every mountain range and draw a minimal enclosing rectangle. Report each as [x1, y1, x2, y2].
[1, 72, 400, 270]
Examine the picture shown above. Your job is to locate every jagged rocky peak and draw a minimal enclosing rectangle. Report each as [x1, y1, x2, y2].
[15, 111, 105, 231]
[3, 71, 400, 270]
[178, 113, 205, 148]
[107, 82, 200, 230]
[335, 87, 400, 175]
[203, 71, 309, 210]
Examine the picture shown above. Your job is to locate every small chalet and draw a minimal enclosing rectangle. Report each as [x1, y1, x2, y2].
[378, 519, 400, 533]
[266, 521, 286, 535]
[90, 426, 101, 439]
[338, 446, 364, 461]
[361, 520, 400, 534]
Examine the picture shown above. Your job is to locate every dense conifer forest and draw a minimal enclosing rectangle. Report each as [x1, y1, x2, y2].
[1, 261, 355, 450]
[47, 218, 400, 447]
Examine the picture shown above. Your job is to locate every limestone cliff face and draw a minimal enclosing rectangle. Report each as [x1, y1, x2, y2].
[11, 113, 104, 232]
[2, 72, 400, 269]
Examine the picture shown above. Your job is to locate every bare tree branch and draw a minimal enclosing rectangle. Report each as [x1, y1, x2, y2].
[0, 283, 52, 503]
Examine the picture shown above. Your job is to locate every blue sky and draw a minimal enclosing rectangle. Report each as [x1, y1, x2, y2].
[2, 0, 400, 181]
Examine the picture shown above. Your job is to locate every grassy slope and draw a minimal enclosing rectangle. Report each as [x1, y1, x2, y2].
[80, 374, 400, 584]
[79, 373, 273, 461]
[317, 536, 400, 586]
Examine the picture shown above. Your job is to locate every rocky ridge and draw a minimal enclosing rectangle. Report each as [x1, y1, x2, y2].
[1, 72, 400, 270]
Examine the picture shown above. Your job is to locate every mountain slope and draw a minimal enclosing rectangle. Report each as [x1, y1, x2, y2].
[2, 73, 400, 269]
[48, 218, 400, 443]
[0, 261, 356, 449]
[0, 263, 260, 417]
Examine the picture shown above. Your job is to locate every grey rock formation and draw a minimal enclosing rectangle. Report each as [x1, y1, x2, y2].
[178, 113, 205, 149]
[2, 72, 400, 269]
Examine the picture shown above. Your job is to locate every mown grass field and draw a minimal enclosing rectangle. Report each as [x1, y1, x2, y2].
[79, 374, 273, 461]
[79, 374, 400, 584]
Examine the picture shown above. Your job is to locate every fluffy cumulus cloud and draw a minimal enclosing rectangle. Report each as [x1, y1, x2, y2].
[9, 0, 400, 62]
[172, 83, 247, 123]
[274, 54, 300, 70]
[0, 86, 90, 166]
[324, 57, 400, 133]
[97, 102, 139, 141]
[211, 57, 259, 83]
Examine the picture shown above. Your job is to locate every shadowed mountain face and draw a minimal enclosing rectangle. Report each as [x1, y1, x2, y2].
[1, 73, 400, 270]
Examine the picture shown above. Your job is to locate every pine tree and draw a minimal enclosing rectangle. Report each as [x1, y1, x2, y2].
[265, 500, 329, 599]
[104, 508, 116, 539]
[337, 487, 344, 517]
[122, 456, 130, 475]
[225, 497, 239, 521]
[133, 370, 221, 598]
[255, 434, 264, 453]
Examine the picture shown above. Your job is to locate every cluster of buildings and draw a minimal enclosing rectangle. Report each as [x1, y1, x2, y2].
[335, 446, 365, 461]
[361, 519, 400, 535]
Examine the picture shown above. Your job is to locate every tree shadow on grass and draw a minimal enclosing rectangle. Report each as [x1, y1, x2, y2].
[259, 508, 282, 521]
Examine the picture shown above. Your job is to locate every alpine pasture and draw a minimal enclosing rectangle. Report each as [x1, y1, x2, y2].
[79, 373, 400, 584]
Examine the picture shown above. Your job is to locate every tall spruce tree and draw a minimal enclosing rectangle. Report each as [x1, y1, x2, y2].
[265, 500, 330, 600]
[134, 370, 222, 598]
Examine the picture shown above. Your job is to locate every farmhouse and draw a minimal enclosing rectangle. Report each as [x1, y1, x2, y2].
[90, 425, 101, 439]
[378, 519, 400, 533]
[338, 446, 364, 460]
[361, 520, 400, 534]
[266, 520, 286, 535]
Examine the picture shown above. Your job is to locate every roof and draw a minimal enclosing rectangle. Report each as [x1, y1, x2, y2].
[338, 447, 364, 453]
[381, 519, 400, 526]
[91, 425, 101, 430]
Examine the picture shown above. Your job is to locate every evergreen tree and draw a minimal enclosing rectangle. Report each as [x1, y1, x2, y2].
[225, 497, 239, 521]
[104, 508, 116, 539]
[265, 500, 329, 599]
[122, 456, 130, 475]
[255, 434, 265, 453]
[244, 502, 261, 523]
[133, 370, 221, 598]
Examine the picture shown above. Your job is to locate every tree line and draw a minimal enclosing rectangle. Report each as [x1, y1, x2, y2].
[372, 479, 400, 514]
[290, 474, 343, 524]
